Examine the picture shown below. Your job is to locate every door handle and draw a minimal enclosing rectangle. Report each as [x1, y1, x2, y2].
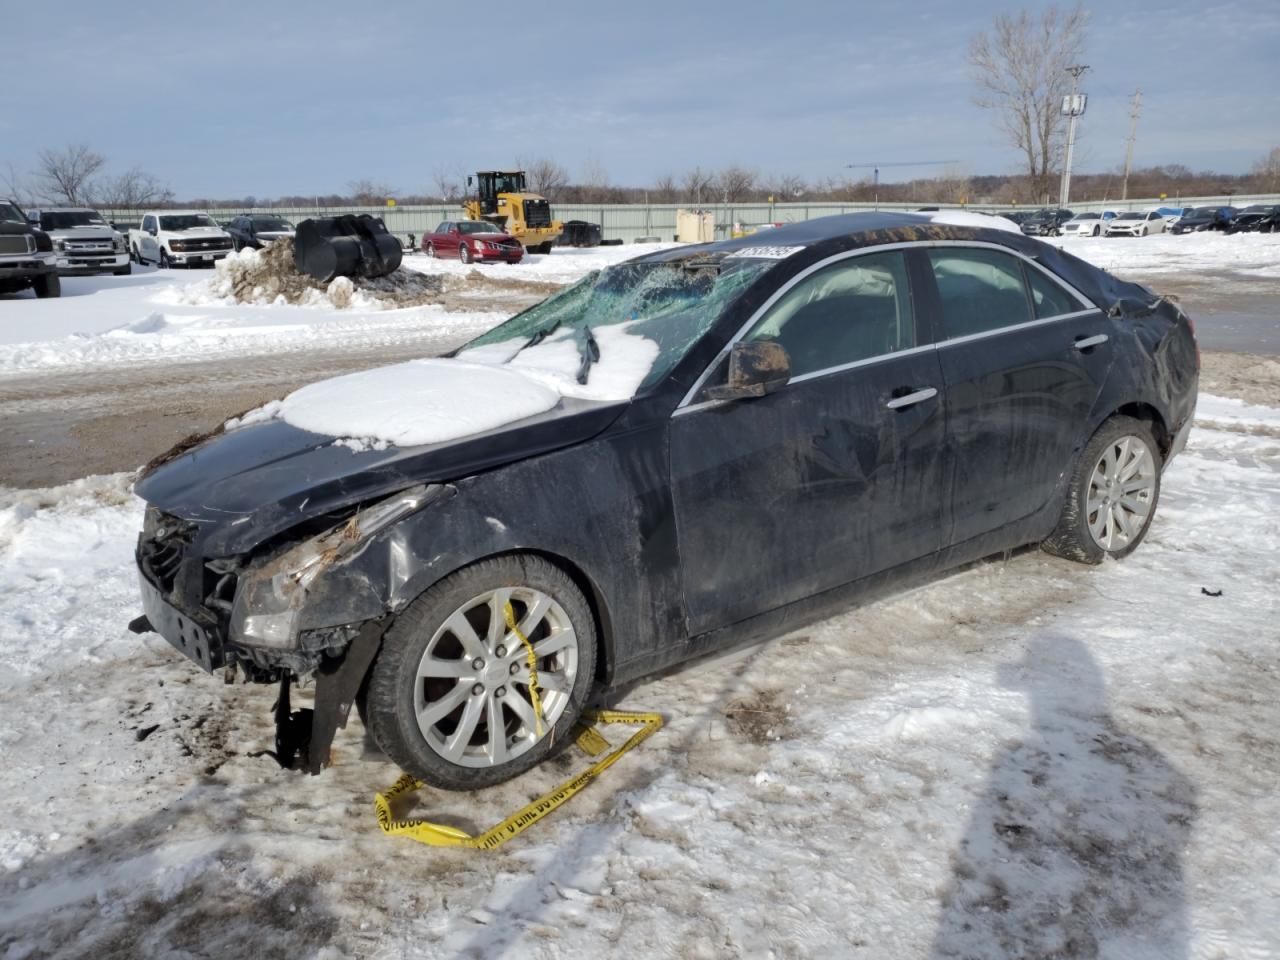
[1073, 334, 1109, 351]
[886, 386, 938, 410]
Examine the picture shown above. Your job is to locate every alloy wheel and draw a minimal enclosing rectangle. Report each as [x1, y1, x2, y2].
[1086, 435, 1157, 552]
[413, 587, 579, 768]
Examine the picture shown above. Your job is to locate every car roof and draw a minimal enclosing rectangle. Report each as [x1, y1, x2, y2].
[41, 206, 101, 212]
[631, 211, 1037, 264]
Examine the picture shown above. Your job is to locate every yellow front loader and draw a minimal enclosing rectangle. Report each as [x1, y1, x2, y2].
[463, 171, 563, 253]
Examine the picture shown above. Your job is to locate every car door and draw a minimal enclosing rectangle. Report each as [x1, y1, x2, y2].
[669, 249, 947, 635]
[920, 244, 1115, 547]
[140, 215, 159, 260]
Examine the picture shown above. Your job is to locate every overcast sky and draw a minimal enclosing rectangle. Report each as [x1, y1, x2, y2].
[4, 0, 1277, 199]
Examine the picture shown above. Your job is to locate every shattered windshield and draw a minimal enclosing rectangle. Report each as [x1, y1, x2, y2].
[461, 257, 775, 391]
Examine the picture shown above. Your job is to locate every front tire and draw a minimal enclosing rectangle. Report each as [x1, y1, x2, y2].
[33, 273, 61, 298]
[159, 249, 171, 269]
[1042, 416, 1162, 564]
[459, 244, 473, 264]
[365, 555, 597, 790]
[426, 242, 436, 258]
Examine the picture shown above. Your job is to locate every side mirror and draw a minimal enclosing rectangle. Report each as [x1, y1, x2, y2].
[26, 211, 40, 226]
[704, 340, 791, 402]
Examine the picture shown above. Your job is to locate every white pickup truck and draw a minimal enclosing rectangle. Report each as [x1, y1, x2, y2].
[129, 211, 234, 268]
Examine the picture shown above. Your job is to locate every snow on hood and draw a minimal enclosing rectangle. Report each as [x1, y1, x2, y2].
[251, 322, 659, 449]
[926, 210, 1022, 234]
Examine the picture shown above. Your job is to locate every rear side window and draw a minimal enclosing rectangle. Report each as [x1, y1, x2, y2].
[744, 251, 915, 377]
[927, 248, 1031, 339]
[1025, 265, 1087, 319]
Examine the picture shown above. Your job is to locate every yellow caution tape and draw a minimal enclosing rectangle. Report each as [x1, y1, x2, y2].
[374, 709, 663, 851]
[503, 601, 545, 737]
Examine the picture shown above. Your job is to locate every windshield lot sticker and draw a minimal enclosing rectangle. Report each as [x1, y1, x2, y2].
[725, 245, 806, 260]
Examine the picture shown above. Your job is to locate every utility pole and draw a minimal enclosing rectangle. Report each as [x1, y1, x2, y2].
[1058, 64, 1089, 208]
[1121, 88, 1143, 201]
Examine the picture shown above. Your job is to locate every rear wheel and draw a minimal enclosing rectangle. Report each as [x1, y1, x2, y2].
[1042, 416, 1162, 564]
[365, 555, 596, 790]
[33, 273, 61, 298]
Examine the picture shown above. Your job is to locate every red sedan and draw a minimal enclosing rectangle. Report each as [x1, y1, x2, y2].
[421, 221, 524, 263]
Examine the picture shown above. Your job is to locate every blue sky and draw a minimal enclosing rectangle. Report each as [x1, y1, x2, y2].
[4, 0, 1277, 199]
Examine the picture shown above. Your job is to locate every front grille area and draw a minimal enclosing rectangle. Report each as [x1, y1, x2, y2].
[524, 200, 552, 228]
[139, 510, 199, 595]
[0, 235, 35, 255]
[177, 238, 232, 252]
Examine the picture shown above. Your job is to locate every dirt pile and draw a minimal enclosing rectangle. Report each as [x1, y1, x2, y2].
[214, 239, 445, 308]
[210, 240, 565, 312]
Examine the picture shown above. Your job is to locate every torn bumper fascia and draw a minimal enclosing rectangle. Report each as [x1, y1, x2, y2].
[229, 483, 446, 658]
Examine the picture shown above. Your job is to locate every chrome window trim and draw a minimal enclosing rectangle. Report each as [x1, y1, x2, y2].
[673, 239, 1103, 415]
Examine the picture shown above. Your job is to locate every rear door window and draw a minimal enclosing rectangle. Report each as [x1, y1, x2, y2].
[927, 248, 1032, 339]
[743, 251, 916, 378]
[1025, 265, 1088, 319]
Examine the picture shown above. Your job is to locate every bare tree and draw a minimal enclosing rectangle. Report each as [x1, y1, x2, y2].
[346, 178, 396, 205]
[680, 166, 714, 205]
[3, 161, 31, 204]
[94, 166, 175, 209]
[430, 164, 463, 202]
[516, 156, 569, 202]
[650, 173, 678, 203]
[969, 4, 1089, 200]
[33, 143, 106, 205]
[575, 159, 615, 203]
[762, 172, 807, 201]
[1251, 146, 1280, 193]
[715, 165, 758, 203]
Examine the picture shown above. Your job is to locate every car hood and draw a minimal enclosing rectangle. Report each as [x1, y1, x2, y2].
[254, 230, 294, 240]
[133, 396, 629, 555]
[463, 233, 517, 243]
[163, 228, 227, 238]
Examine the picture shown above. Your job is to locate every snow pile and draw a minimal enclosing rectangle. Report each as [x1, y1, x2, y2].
[275, 360, 561, 447]
[266, 322, 660, 447]
[172, 240, 448, 310]
[927, 210, 1022, 234]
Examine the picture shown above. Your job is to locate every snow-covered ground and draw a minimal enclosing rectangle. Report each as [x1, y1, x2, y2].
[0, 391, 1277, 958]
[2, 232, 1277, 377]
[0, 245, 664, 375]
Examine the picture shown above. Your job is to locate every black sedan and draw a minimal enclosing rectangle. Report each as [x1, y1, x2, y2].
[1226, 205, 1280, 234]
[1169, 206, 1236, 234]
[225, 214, 296, 250]
[1019, 208, 1075, 236]
[130, 213, 1198, 788]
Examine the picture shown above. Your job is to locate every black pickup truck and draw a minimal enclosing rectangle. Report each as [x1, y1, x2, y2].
[0, 199, 60, 297]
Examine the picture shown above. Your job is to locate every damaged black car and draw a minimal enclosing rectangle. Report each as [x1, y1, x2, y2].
[130, 212, 1199, 789]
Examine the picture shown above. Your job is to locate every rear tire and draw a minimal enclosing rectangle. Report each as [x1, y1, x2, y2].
[1042, 415, 1162, 564]
[33, 273, 61, 298]
[365, 554, 597, 790]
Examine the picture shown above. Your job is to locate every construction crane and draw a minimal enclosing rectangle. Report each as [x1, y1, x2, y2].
[845, 160, 961, 209]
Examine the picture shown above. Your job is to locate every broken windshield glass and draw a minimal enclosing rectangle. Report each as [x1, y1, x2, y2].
[463, 257, 775, 390]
